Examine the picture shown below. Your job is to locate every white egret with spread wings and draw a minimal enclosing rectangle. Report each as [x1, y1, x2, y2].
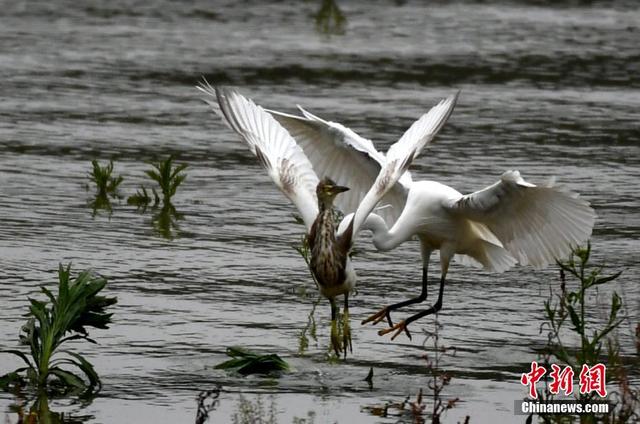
[198, 82, 458, 354]
[268, 102, 596, 340]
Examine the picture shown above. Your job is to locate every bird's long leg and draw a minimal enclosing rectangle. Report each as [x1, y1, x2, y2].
[342, 292, 352, 357]
[329, 297, 342, 356]
[362, 259, 430, 328]
[380, 256, 449, 341]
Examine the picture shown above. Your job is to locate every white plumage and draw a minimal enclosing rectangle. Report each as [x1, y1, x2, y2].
[197, 81, 460, 348]
[268, 99, 595, 340]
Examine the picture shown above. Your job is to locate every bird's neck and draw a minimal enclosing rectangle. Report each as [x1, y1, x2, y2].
[318, 197, 334, 213]
[362, 214, 402, 251]
[317, 205, 336, 235]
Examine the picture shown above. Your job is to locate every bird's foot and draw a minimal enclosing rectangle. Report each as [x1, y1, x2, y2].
[361, 306, 393, 327]
[342, 310, 352, 357]
[378, 320, 412, 341]
[330, 319, 342, 356]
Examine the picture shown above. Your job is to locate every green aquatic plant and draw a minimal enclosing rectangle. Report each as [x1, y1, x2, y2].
[538, 242, 638, 423]
[88, 160, 122, 198]
[0, 264, 117, 394]
[87, 159, 122, 216]
[543, 243, 623, 368]
[297, 296, 320, 356]
[315, 0, 346, 35]
[215, 347, 289, 376]
[145, 155, 187, 207]
[126, 185, 160, 211]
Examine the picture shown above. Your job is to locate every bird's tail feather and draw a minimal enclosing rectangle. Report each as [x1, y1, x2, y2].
[458, 240, 517, 273]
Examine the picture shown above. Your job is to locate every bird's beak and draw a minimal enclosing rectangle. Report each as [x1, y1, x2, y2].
[333, 185, 349, 193]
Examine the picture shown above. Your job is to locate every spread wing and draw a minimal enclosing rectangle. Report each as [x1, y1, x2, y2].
[348, 91, 460, 240]
[198, 81, 320, 231]
[385, 91, 460, 162]
[445, 170, 596, 267]
[268, 107, 410, 227]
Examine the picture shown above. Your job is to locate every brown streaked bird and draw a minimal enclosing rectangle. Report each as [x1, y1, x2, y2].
[197, 81, 458, 355]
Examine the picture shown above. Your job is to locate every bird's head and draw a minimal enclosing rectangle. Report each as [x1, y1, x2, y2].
[316, 177, 349, 208]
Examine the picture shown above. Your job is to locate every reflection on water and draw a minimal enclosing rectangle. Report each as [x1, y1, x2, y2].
[7, 393, 95, 424]
[151, 202, 183, 240]
[315, 0, 346, 36]
[1, 0, 639, 422]
[87, 193, 115, 218]
[195, 386, 221, 424]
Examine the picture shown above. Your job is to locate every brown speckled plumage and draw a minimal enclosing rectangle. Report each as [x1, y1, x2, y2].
[308, 178, 353, 297]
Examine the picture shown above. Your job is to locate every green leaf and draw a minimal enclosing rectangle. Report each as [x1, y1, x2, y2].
[609, 292, 622, 322]
[214, 347, 289, 375]
[0, 371, 27, 391]
[50, 367, 86, 389]
[1, 349, 35, 369]
[593, 271, 622, 286]
[62, 351, 101, 389]
[567, 305, 582, 334]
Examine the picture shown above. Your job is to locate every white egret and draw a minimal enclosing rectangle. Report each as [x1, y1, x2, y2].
[197, 82, 459, 354]
[268, 103, 596, 340]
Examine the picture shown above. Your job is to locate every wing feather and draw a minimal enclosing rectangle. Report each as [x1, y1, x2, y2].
[268, 107, 409, 226]
[349, 92, 459, 238]
[445, 170, 596, 267]
[198, 82, 320, 231]
[386, 91, 460, 162]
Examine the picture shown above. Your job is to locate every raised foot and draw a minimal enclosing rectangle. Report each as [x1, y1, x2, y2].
[378, 319, 412, 341]
[361, 306, 392, 327]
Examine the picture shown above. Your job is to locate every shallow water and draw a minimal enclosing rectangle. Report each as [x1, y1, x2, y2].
[1, 0, 639, 422]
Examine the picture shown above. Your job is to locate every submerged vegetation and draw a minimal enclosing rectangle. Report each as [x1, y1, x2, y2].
[126, 185, 160, 211]
[315, 0, 346, 35]
[84, 155, 188, 237]
[0, 264, 117, 395]
[88, 160, 122, 199]
[144, 155, 187, 207]
[215, 347, 289, 376]
[87, 160, 123, 215]
[539, 243, 639, 423]
[126, 155, 188, 238]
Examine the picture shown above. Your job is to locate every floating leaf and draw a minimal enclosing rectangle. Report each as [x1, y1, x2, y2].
[215, 347, 289, 375]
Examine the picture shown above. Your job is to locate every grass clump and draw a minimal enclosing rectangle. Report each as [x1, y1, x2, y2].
[88, 159, 123, 215]
[125, 155, 187, 238]
[88, 160, 122, 198]
[144, 155, 187, 207]
[0, 264, 117, 395]
[215, 347, 289, 376]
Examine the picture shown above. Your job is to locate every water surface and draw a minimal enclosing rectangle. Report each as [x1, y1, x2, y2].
[1, 1, 639, 422]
